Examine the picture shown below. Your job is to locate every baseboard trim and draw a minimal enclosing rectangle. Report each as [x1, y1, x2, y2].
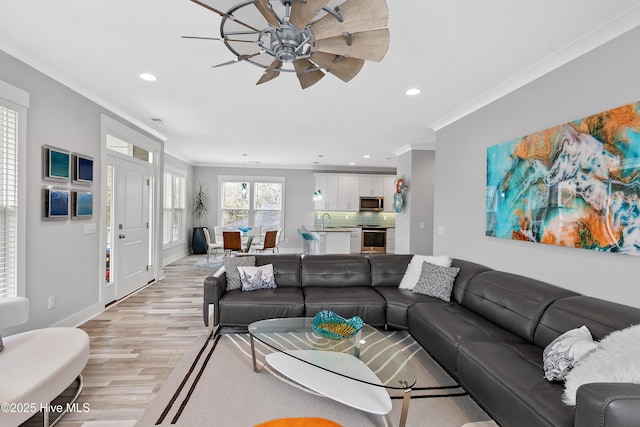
[51, 302, 104, 328]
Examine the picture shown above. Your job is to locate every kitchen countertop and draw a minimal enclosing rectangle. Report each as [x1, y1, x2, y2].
[303, 226, 352, 232]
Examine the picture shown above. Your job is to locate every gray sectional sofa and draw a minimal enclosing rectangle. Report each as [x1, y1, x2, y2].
[203, 253, 640, 427]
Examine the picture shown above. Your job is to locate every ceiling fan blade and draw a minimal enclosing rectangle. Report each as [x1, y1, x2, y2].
[309, 52, 364, 82]
[254, 0, 280, 27]
[315, 28, 390, 62]
[289, 0, 330, 29]
[310, 0, 388, 40]
[256, 59, 283, 85]
[212, 52, 262, 68]
[190, 0, 261, 32]
[182, 36, 256, 43]
[293, 59, 325, 89]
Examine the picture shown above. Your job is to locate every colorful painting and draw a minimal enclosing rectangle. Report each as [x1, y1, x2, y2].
[486, 100, 640, 256]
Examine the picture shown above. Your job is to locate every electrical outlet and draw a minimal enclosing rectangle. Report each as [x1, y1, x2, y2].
[48, 295, 55, 310]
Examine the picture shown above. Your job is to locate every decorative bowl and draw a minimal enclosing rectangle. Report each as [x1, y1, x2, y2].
[312, 310, 363, 340]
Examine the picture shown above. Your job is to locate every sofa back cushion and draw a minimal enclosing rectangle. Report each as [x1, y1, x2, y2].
[533, 295, 640, 348]
[461, 271, 579, 342]
[253, 254, 301, 288]
[450, 259, 493, 304]
[301, 255, 371, 288]
[368, 254, 413, 287]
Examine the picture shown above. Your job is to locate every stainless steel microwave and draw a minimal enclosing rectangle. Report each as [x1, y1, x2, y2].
[359, 197, 384, 211]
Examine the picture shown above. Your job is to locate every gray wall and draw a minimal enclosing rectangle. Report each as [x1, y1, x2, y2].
[0, 49, 164, 333]
[433, 26, 640, 307]
[193, 166, 315, 251]
[396, 150, 435, 254]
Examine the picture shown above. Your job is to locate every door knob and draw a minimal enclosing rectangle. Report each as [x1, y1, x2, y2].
[119, 234, 126, 239]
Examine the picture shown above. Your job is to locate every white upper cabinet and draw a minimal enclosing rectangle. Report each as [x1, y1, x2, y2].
[314, 174, 339, 210]
[383, 176, 397, 212]
[359, 176, 384, 196]
[337, 175, 360, 211]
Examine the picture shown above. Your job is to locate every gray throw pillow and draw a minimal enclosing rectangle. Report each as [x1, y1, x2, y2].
[543, 325, 598, 381]
[224, 256, 256, 291]
[411, 261, 460, 302]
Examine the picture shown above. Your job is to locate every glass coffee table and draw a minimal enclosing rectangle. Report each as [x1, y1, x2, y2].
[249, 317, 416, 427]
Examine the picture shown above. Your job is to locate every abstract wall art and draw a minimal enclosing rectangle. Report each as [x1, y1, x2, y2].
[72, 190, 93, 218]
[43, 145, 70, 182]
[43, 188, 70, 220]
[486, 100, 640, 256]
[73, 153, 94, 185]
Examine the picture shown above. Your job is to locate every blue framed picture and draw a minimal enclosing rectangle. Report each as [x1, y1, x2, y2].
[44, 188, 70, 220]
[43, 145, 70, 182]
[73, 153, 94, 185]
[72, 190, 93, 218]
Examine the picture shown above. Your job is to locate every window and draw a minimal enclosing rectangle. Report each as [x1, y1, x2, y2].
[163, 171, 186, 245]
[0, 103, 18, 298]
[219, 176, 284, 231]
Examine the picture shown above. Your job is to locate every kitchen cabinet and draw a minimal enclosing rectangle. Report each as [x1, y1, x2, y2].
[383, 176, 397, 212]
[359, 176, 384, 196]
[348, 228, 362, 253]
[314, 174, 338, 210]
[337, 175, 359, 211]
[386, 228, 395, 254]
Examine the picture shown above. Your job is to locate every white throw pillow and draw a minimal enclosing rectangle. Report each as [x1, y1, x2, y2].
[542, 326, 598, 381]
[398, 255, 452, 290]
[563, 323, 640, 405]
[237, 264, 277, 292]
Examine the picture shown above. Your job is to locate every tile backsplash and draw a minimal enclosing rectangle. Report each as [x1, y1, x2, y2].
[313, 211, 396, 228]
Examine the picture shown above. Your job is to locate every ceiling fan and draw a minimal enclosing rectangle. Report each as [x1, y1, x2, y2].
[186, 0, 390, 89]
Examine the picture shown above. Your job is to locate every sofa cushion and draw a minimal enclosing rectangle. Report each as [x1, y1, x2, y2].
[461, 270, 579, 342]
[219, 288, 304, 327]
[449, 259, 493, 304]
[457, 341, 574, 427]
[301, 255, 371, 288]
[253, 254, 302, 288]
[534, 295, 640, 348]
[374, 287, 445, 329]
[303, 287, 386, 327]
[408, 302, 526, 375]
[368, 254, 413, 288]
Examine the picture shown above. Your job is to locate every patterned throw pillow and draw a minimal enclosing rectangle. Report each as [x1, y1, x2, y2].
[237, 264, 277, 291]
[411, 261, 460, 302]
[543, 325, 598, 382]
[224, 256, 256, 291]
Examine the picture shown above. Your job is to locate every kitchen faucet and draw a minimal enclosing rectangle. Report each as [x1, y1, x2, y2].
[322, 213, 331, 230]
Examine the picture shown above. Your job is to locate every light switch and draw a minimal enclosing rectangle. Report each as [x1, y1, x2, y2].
[437, 226, 445, 235]
[419, 222, 425, 229]
[84, 223, 97, 235]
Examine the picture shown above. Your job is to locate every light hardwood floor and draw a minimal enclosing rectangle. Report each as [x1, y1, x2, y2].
[21, 255, 216, 427]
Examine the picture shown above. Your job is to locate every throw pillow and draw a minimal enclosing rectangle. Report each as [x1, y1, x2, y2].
[224, 256, 256, 291]
[542, 325, 598, 381]
[411, 261, 460, 302]
[238, 264, 277, 291]
[398, 255, 452, 290]
[563, 323, 640, 405]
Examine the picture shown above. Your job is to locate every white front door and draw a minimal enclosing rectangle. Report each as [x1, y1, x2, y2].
[114, 157, 151, 299]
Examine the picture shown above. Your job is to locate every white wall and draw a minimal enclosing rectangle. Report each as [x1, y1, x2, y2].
[193, 166, 316, 251]
[0, 49, 164, 332]
[433, 26, 640, 307]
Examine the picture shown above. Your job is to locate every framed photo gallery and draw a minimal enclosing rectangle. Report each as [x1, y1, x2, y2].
[42, 145, 94, 220]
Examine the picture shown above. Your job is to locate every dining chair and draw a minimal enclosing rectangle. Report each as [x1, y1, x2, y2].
[252, 230, 278, 253]
[274, 227, 283, 253]
[203, 227, 223, 262]
[222, 231, 243, 256]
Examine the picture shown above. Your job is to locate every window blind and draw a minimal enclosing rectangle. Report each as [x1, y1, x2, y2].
[0, 105, 18, 299]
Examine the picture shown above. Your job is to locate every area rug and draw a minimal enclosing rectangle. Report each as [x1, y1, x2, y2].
[136, 331, 494, 427]
[194, 258, 224, 270]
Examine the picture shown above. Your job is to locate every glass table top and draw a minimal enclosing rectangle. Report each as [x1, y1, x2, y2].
[249, 317, 416, 390]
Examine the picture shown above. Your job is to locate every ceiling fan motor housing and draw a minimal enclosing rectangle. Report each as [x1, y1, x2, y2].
[270, 25, 313, 63]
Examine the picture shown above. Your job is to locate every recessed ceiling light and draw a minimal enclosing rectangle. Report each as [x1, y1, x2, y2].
[405, 88, 421, 96]
[363, 155, 371, 159]
[139, 73, 157, 82]
[348, 162, 356, 166]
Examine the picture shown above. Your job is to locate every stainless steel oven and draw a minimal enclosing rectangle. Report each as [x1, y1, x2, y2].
[361, 227, 386, 253]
